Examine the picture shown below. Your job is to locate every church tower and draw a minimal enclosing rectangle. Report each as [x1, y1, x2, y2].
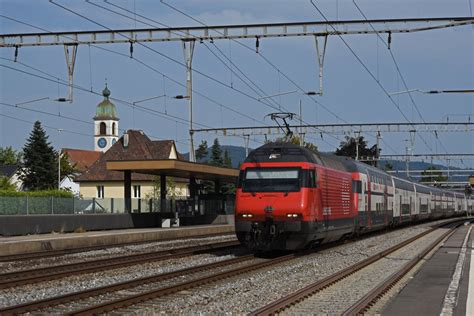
[94, 84, 119, 152]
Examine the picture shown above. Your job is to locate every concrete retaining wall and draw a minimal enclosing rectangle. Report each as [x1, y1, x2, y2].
[0, 214, 235, 236]
[0, 213, 162, 236]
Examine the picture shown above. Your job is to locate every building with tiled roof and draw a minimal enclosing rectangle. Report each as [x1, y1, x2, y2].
[62, 148, 101, 173]
[76, 130, 188, 200]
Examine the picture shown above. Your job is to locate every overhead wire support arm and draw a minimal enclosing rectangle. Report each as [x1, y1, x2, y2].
[63, 44, 77, 103]
[314, 35, 327, 96]
[1, 17, 472, 47]
[191, 122, 474, 137]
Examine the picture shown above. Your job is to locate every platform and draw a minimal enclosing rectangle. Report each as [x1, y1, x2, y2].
[382, 222, 473, 316]
[0, 224, 235, 256]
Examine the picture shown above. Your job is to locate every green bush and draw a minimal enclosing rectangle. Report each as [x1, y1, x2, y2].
[0, 190, 74, 198]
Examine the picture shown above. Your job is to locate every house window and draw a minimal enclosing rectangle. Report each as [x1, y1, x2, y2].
[97, 185, 104, 198]
[133, 185, 141, 198]
[99, 122, 106, 135]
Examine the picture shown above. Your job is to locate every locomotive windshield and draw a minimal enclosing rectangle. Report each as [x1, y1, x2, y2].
[242, 167, 301, 192]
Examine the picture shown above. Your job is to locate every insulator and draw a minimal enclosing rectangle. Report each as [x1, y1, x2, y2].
[130, 42, 134, 58]
[14, 46, 19, 62]
[388, 32, 392, 50]
[255, 37, 260, 53]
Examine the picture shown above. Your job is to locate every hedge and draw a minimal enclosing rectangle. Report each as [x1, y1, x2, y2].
[0, 190, 74, 198]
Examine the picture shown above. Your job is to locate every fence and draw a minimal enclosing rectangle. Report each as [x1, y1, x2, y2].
[0, 196, 235, 216]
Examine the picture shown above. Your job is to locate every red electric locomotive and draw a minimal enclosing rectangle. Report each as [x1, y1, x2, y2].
[235, 142, 357, 251]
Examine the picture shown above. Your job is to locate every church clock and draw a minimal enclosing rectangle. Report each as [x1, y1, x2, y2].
[97, 137, 107, 149]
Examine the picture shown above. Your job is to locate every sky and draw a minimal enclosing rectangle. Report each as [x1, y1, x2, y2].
[0, 0, 473, 168]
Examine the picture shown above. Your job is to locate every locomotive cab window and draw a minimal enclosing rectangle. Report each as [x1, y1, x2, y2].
[301, 169, 317, 188]
[243, 167, 301, 193]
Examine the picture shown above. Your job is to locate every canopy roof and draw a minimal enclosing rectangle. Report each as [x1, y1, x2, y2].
[106, 159, 239, 183]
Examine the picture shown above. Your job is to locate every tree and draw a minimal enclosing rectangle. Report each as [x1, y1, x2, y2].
[59, 151, 79, 181]
[421, 166, 447, 184]
[335, 136, 378, 166]
[0, 177, 16, 191]
[146, 176, 179, 199]
[21, 121, 58, 190]
[0, 146, 22, 165]
[272, 135, 318, 153]
[384, 162, 394, 171]
[195, 140, 209, 163]
[210, 138, 224, 166]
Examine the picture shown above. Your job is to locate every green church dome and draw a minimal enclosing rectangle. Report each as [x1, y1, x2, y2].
[94, 85, 118, 120]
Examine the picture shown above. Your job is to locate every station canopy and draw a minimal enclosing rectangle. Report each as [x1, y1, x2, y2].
[103, 130, 239, 183]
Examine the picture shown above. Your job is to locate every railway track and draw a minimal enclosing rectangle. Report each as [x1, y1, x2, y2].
[251, 220, 469, 315]
[0, 251, 298, 315]
[0, 232, 235, 262]
[0, 240, 240, 289]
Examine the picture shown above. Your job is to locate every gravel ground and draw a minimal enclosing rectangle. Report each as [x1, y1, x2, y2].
[124, 223, 447, 314]
[282, 229, 448, 314]
[0, 237, 242, 308]
[0, 234, 237, 274]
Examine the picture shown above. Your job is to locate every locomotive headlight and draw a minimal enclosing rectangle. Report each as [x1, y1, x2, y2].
[242, 213, 253, 218]
[286, 213, 301, 218]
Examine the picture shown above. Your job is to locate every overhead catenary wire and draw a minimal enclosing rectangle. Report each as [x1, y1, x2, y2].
[352, 0, 452, 158]
[0, 113, 93, 138]
[86, 0, 284, 113]
[1, 3, 344, 150]
[151, 0, 349, 150]
[90, 0, 340, 148]
[0, 16, 268, 148]
[309, 0, 438, 156]
[157, 0, 349, 124]
[50, 0, 284, 113]
[48, 2, 341, 148]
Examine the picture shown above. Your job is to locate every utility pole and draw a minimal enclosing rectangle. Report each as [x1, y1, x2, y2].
[355, 131, 360, 161]
[243, 134, 250, 157]
[299, 100, 304, 146]
[405, 139, 411, 179]
[183, 40, 196, 162]
[375, 131, 381, 167]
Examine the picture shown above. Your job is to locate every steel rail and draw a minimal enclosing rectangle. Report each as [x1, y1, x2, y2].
[0, 254, 255, 315]
[0, 240, 240, 289]
[0, 232, 235, 262]
[342, 221, 470, 315]
[250, 220, 463, 315]
[68, 253, 301, 315]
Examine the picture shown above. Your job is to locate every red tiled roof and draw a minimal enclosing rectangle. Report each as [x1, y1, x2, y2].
[75, 130, 184, 182]
[62, 148, 101, 173]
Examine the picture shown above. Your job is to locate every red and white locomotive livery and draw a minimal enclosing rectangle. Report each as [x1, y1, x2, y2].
[235, 142, 472, 251]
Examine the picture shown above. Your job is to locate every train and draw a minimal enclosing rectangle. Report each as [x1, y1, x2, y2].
[235, 142, 473, 251]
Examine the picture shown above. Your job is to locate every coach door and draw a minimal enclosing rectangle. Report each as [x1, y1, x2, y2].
[358, 173, 368, 229]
